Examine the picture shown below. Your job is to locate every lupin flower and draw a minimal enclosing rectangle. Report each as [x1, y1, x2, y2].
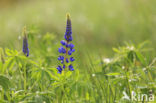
[56, 13, 75, 73]
[22, 26, 29, 57]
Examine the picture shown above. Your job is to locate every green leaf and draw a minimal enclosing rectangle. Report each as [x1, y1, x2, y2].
[65, 71, 72, 78]
[46, 70, 59, 81]
[112, 48, 120, 53]
[5, 48, 18, 56]
[137, 41, 149, 49]
[136, 51, 146, 66]
[127, 51, 135, 63]
[0, 75, 11, 91]
[105, 73, 120, 76]
[3, 57, 15, 73]
[0, 62, 3, 71]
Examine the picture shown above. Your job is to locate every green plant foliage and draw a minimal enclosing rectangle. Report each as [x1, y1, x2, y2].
[0, 32, 155, 102]
[0, 75, 11, 91]
[0, 1, 155, 102]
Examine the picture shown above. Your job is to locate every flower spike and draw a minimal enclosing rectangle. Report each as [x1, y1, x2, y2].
[57, 13, 75, 73]
[22, 26, 29, 57]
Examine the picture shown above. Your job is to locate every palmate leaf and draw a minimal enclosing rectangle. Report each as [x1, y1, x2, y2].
[5, 48, 18, 56]
[31, 67, 59, 82]
[0, 75, 11, 91]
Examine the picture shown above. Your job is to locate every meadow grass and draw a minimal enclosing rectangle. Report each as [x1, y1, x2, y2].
[0, 27, 155, 102]
[0, 0, 156, 103]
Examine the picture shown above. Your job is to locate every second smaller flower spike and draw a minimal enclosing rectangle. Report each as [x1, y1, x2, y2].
[22, 26, 29, 57]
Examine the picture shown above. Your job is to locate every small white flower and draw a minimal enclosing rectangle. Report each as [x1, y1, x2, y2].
[143, 68, 146, 71]
[103, 58, 111, 64]
[92, 74, 95, 77]
[127, 46, 134, 50]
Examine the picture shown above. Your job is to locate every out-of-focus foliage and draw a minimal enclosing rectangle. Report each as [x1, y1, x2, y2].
[0, 0, 155, 56]
[0, 0, 155, 103]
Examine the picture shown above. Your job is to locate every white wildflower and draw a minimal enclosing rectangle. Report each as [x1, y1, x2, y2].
[127, 46, 134, 50]
[92, 74, 95, 77]
[103, 58, 111, 64]
[122, 66, 125, 69]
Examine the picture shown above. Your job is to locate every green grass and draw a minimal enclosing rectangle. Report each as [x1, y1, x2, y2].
[0, 0, 156, 103]
[0, 30, 155, 102]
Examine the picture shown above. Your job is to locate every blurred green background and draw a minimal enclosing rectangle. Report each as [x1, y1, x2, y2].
[0, 0, 155, 56]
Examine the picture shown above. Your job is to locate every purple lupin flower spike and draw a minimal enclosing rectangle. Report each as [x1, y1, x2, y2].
[22, 26, 29, 57]
[57, 14, 75, 73]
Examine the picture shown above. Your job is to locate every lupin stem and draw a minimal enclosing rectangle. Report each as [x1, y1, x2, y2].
[64, 41, 69, 72]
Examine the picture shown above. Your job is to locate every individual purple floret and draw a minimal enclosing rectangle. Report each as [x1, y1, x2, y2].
[57, 66, 62, 73]
[69, 64, 74, 71]
[58, 46, 66, 54]
[60, 40, 66, 46]
[70, 57, 75, 62]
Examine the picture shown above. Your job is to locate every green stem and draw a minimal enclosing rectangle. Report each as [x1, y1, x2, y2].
[1, 89, 4, 100]
[125, 71, 131, 99]
[24, 65, 27, 92]
[6, 91, 11, 102]
[29, 80, 38, 91]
